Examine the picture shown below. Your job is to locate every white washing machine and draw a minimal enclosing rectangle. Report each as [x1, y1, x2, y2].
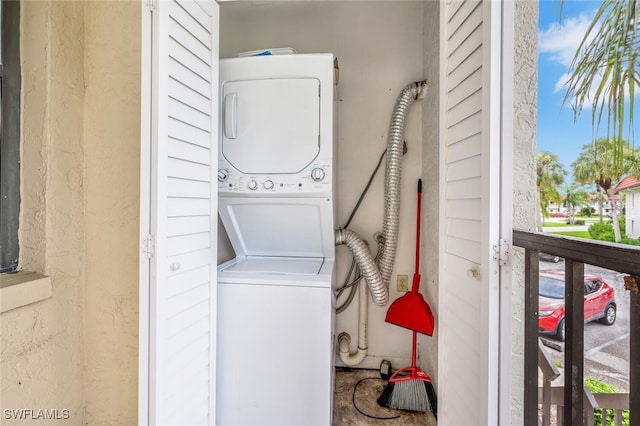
[216, 53, 336, 426]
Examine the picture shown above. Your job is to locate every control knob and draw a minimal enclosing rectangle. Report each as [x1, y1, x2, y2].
[263, 180, 274, 190]
[218, 168, 229, 182]
[311, 167, 326, 182]
[247, 180, 258, 191]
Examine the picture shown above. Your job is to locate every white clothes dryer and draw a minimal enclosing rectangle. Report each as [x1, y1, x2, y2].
[216, 53, 336, 426]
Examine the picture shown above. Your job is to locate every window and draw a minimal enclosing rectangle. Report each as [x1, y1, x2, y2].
[0, 0, 20, 272]
[584, 280, 602, 295]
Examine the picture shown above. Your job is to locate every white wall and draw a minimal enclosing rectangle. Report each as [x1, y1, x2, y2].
[627, 189, 640, 238]
[420, 0, 440, 386]
[218, 1, 430, 368]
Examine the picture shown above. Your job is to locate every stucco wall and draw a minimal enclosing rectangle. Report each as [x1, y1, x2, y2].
[512, 1, 539, 424]
[1, 2, 140, 424]
[1, 1, 86, 421]
[82, 2, 140, 423]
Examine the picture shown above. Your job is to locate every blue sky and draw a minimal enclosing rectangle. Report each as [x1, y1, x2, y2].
[537, 0, 639, 182]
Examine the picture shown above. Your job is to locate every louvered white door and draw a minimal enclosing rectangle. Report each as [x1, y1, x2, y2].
[438, 1, 512, 424]
[140, 1, 219, 425]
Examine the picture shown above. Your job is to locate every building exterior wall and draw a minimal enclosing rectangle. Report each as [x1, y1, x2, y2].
[626, 189, 640, 238]
[511, 1, 539, 424]
[1, 2, 140, 424]
[82, 2, 140, 423]
[2, 1, 86, 421]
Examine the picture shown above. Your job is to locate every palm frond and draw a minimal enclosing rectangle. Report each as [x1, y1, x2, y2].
[563, 0, 639, 158]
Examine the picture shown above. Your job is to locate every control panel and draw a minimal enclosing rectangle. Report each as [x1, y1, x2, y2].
[217, 161, 332, 195]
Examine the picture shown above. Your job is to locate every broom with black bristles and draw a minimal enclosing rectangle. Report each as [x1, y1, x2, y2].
[377, 179, 437, 416]
[376, 330, 437, 415]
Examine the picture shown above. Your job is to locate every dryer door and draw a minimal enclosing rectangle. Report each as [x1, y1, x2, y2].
[221, 78, 320, 174]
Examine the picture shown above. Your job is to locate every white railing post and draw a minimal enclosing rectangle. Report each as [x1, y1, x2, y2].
[538, 340, 560, 426]
[583, 386, 598, 426]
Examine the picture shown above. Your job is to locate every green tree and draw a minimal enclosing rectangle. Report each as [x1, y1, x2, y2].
[537, 151, 567, 229]
[562, 184, 591, 224]
[572, 137, 640, 241]
[563, 0, 639, 159]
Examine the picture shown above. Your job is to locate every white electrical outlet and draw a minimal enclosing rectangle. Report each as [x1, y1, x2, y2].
[397, 274, 409, 292]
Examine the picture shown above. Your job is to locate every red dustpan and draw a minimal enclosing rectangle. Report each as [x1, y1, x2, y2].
[385, 179, 435, 336]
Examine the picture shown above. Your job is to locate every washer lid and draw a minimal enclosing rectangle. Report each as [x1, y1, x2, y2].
[219, 257, 324, 275]
[221, 78, 320, 174]
[218, 197, 335, 259]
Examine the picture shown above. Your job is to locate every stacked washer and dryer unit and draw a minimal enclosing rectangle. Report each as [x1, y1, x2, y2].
[216, 54, 336, 425]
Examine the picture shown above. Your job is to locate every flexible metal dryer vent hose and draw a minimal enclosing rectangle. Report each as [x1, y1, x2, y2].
[379, 80, 427, 287]
[336, 81, 427, 307]
[335, 228, 387, 306]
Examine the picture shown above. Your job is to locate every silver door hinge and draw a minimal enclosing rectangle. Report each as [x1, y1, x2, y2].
[493, 239, 510, 266]
[143, 234, 154, 259]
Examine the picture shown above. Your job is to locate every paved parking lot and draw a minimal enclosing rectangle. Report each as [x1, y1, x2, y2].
[540, 260, 630, 391]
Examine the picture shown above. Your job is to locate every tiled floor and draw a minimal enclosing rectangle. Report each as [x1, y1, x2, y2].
[333, 368, 437, 425]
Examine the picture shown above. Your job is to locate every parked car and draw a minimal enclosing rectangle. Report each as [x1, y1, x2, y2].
[538, 270, 616, 341]
[550, 212, 569, 218]
[539, 252, 561, 263]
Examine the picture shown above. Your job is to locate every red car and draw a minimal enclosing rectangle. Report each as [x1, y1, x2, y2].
[550, 212, 569, 218]
[538, 270, 616, 341]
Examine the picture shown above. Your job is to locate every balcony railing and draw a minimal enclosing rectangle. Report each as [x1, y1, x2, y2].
[513, 230, 640, 425]
[538, 338, 630, 426]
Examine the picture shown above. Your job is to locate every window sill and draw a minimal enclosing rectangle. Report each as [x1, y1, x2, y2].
[0, 271, 52, 313]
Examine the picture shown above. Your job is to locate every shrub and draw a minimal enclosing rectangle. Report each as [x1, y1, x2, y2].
[620, 238, 640, 246]
[580, 207, 595, 217]
[574, 219, 585, 225]
[618, 215, 626, 235]
[584, 377, 629, 426]
[587, 216, 640, 244]
[589, 222, 615, 241]
[585, 377, 618, 393]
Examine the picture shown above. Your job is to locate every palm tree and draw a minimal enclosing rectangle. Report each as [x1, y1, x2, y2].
[572, 137, 640, 241]
[563, 0, 639, 162]
[562, 184, 591, 225]
[537, 151, 567, 229]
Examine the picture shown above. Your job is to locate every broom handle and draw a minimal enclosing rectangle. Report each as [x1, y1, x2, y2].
[411, 330, 418, 368]
[410, 182, 422, 369]
[412, 179, 422, 294]
[413, 181, 422, 367]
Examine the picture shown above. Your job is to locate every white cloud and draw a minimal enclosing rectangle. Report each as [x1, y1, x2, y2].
[553, 72, 570, 94]
[539, 13, 595, 69]
[539, 11, 601, 106]
[539, 6, 638, 112]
